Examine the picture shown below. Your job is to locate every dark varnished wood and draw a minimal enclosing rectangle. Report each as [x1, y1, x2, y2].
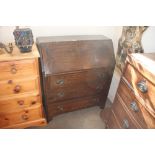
[45, 68, 111, 102]
[37, 35, 115, 121]
[47, 94, 106, 121]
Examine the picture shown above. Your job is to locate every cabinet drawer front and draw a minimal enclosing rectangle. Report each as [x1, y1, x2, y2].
[0, 95, 41, 113]
[107, 110, 121, 129]
[0, 105, 43, 128]
[135, 100, 155, 128]
[46, 68, 111, 101]
[0, 59, 38, 80]
[124, 63, 155, 115]
[113, 95, 139, 129]
[117, 80, 147, 128]
[47, 95, 104, 120]
[0, 78, 39, 97]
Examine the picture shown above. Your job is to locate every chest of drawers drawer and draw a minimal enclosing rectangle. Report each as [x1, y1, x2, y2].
[0, 77, 39, 97]
[117, 79, 147, 128]
[124, 63, 155, 116]
[0, 105, 43, 128]
[0, 59, 38, 80]
[0, 94, 41, 113]
[47, 95, 103, 119]
[113, 94, 139, 129]
[45, 68, 110, 101]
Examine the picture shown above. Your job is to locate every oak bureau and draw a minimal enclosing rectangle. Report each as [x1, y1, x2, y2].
[37, 35, 115, 121]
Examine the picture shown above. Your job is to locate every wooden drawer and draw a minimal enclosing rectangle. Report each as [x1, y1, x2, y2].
[45, 68, 111, 101]
[124, 63, 155, 116]
[0, 59, 38, 80]
[117, 79, 147, 128]
[0, 105, 43, 128]
[47, 95, 105, 120]
[113, 95, 139, 129]
[0, 77, 39, 97]
[135, 99, 155, 128]
[0, 94, 41, 113]
[107, 110, 121, 129]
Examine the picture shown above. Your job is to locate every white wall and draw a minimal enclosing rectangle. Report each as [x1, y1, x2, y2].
[1, 26, 155, 102]
[0, 26, 122, 53]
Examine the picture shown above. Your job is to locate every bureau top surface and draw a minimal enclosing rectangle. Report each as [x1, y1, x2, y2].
[128, 53, 155, 74]
[37, 35, 115, 75]
[36, 35, 110, 43]
[0, 44, 40, 62]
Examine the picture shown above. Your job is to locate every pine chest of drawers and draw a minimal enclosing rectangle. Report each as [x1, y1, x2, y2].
[37, 35, 115, 121]
[101, 53, 155, 129]
[0, 44, 46, 128]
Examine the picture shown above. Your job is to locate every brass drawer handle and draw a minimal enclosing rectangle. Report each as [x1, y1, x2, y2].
[18, 100, 24, 106]
[56, 79, 64, 85]
[21, 114, 29, 121]
[122, 119, 129, 129]
[11, 67, 17, 74]
[137, 80, 148, 93]
[130, 101, 139, 112]
[57, 92, 64, 98]
[96, 85, 103, 90]
[93, 98, 100, 103]
[14, 85, 21, 93]
[57, 105, 64, 111]
[99, 73, 106, 79]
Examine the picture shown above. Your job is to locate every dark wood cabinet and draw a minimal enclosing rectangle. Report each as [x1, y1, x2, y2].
[37, 35, 115, 121]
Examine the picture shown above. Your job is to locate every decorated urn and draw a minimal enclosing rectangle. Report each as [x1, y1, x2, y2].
[13, 27, 34, 53]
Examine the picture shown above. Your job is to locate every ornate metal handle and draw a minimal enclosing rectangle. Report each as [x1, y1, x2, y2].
[18, 100, 24, 105]
[57, 92, 64, 98]
[122, 119, 129, 129]
[130, 101, 139, 112]
[14, 85, 21, 93]
[21, 114, 29, 120]
[93, 98, 100, 104]
[96, 85, 103, 90]
[137, 80, 148, 93]
[99, 73, 106, 79]
[56, 79, 64, 85]
[57, 105, 64, 111]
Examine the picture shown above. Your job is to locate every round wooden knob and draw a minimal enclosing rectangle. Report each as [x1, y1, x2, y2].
[8, 80, 13, 84]
[11, 67, 17, 74]
[18, 100, 24, 105]
[14, 85, 21, 93]
[21, 114, 29, 120]
[31, 101, 36, 105]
